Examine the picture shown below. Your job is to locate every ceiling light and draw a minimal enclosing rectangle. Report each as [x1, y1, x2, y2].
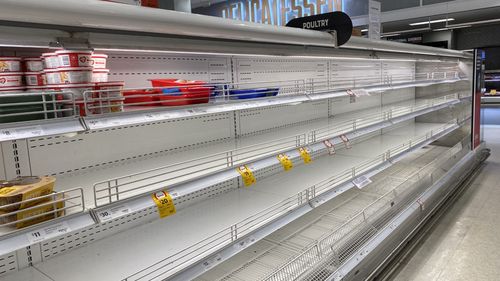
[433, 25, 471, 32]
[409, 18, 454, 26]
[361, 29, 368, 32]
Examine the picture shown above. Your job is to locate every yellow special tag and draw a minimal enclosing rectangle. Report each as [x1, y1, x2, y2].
[152, 191, 176, 218]
[277, 154, 293, 171]
[237, 165, 256, 187]
[491, 89, 497, 95]
[298, 147, 312, 164]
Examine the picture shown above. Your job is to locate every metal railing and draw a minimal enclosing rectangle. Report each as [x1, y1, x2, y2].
[83, 71, 462, 116]
[123, 120, 460, 281]
[0, 188, 85, 235]
[263, 139, 469, 281]
[0, 91, 77, 124]
[93, 92, 462, 206]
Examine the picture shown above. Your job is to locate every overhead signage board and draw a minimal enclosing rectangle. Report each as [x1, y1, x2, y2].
[193, 0, 368, 26]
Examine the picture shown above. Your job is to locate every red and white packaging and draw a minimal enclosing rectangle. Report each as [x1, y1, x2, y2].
[25, 72, 45, 86]
[92, 69, 109, 82]
[44, 67, 92, 84]
[41, 53, 59, 69]
[0, 57, 22, 72]
[55, 50, 92, 68]
[25, 85, 50, 92]
[0, 72, 24, 87]
[0, 86, 25, 93]
[23, 57, 44, 72]
[91, 54, 108, 69]
[51, 83, 95, 116]
[93, 81, 125, 113]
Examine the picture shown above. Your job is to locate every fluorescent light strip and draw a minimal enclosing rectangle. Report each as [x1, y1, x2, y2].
[361, 29, 368, 32]
[410, 18, 454, 26]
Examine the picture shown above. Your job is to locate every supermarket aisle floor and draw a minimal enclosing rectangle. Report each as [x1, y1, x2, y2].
[389, 125, 500, 281]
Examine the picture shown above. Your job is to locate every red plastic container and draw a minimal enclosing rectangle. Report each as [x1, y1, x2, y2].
[151, 79, 211, 106]
[123, 89, 161, 106]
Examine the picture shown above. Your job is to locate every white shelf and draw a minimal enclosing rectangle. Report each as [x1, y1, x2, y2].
[0, 77, 464, 143]
[6, 122, 453, 281]
[194, 145, 452, 281]
[53, 95, 461, 209]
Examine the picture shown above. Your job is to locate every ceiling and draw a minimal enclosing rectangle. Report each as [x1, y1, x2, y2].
[381, 6, 500, 34]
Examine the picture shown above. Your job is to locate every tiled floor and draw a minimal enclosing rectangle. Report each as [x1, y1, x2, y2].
[389, 125, 500, 281]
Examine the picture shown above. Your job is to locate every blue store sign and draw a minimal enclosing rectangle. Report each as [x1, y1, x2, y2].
[193, 0, 367, 26]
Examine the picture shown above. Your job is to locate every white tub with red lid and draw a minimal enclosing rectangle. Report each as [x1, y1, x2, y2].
[0, 86, 25, 93]
[41, 53, 59, 69]
[23, 57, 44, 72]
[0, 72, 23, 87]
[44, 67, 92, 84]
[94, 81, 124, 113]
[92, 69, 109, 82]
[91, 54, 108, 69]
[51, 83, 95, 116]
[25, 72, 45, 86]
[55, 50, 92, 68]
[25, 85, 50, 92]
[0, 57, 22, 72]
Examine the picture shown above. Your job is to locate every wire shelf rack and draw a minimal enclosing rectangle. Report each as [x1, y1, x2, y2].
[122, 120, 462, 281]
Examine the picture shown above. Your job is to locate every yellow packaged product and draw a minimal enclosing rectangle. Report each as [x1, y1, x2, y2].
[0, 193, 65, 229]
[0, 176, 56, 212]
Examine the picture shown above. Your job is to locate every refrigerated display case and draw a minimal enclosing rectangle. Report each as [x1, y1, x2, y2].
[0, 1, 488, 280]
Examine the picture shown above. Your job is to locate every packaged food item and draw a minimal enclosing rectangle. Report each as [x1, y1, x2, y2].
[94, 81, 124, 113]
[55, 50, 92, 68]
[0, 176, 56, 211]
[51, 83, 95, 116]
[0, 57, 22, 72]
[91, 69, 109, 82]
[44, 67, 92, 84]
[0, 72, 24, 88]
[23, 57, 44, 72]
[0, 86, 25, 93]
[0, 193, 65, 229]
[41, 53, 59, 69]
[25, 72, 45, 86]
[91, 54, 108, 69]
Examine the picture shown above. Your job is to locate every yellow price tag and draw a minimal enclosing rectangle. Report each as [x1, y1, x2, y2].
[277, 154, 293, 171]
[237, 165, 256, 187]
[491, 89, 497, 95]
[152, 191, 176, 218]
[298, 147, 312, 164]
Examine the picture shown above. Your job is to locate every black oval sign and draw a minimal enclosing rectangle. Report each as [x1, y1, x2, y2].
[286, 11, 353, 46]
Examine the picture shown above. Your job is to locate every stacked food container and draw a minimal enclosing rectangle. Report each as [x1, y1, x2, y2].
[0, 57, 24, 93]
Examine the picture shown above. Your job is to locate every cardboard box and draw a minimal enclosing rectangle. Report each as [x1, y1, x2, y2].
[0, 194, 65, 229]
[0, 176, 56, 211]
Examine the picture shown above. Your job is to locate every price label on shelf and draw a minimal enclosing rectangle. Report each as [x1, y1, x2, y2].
[202, 254, 223, 271]
[352, 89, 370, 97]
[237, 165, 256, 187]
[277, 154, 293, 171]
[234, 236, 256, 250]
[151, 191, 176, 218]
[26, 221, 71, 244]
[340, 134, 352, 149]
[0, 125, 44, 140]
[96, 204, 131, 223]
[352, 175, 372, 189]
[298, 147, 312, 164]
[323, 139, 336, 155]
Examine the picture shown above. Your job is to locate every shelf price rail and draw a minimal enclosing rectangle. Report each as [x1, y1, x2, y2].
[123, 120, 463, 281]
